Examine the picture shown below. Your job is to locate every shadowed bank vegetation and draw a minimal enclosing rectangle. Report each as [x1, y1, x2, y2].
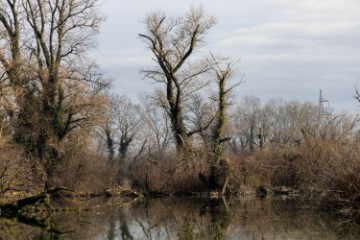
[0, 1, 359, 225]
[2, 197, 359, 239]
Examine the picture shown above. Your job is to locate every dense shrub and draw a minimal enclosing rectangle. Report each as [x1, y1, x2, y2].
[127, 151, 210, 194]
[227, 139, 360, 218]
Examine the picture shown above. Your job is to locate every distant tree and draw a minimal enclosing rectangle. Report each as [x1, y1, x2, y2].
[235, 96, 262, 152]
[102, 95, 142, 183]
[139, 6, 216, 151]
[268, 99, 317, 146]
[110, 95, 142, 162]
[185, 93, 215, 149]
[139, 94, 173, 153]
[355, 85, 360, 103]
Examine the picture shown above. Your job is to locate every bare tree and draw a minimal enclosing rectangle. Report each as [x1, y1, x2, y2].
[355, 85, 360, 103]
[139, 94, 172, 153]
[207, 55, 241, 190]
[209, 55, 241, 165]
[101, 95, 142, 183]
[185, 93, 215, 148]
[109, 95, 142, 162]
[139, 6, 216, 150]
[0, 0, 107, 188]
[235, 96, 262, 152]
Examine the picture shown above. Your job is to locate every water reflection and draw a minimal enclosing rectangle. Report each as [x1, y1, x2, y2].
[1, 196, 359, 239]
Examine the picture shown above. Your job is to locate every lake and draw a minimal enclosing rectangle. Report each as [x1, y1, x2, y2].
[1, 196, 359, 239]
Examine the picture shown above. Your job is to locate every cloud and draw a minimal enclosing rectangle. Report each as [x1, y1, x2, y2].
[93, 0, 360, 112]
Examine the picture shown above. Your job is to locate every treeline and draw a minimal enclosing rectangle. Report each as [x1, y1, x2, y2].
[0, 2, 359, 219]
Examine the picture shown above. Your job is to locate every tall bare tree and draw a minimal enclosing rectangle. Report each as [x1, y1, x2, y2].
[210, 58, 241, 161]
[139, 6, 216, 150]
[0, 0, 107, 188]
[208, 55, 241, 190]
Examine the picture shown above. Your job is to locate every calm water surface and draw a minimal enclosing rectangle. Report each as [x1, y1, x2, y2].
[1, 196, 359, 239]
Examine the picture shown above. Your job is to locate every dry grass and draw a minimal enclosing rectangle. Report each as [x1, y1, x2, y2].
[53, 149, 117, 193]
[124, 138, 360, 221]
[225, 139, 360, 218]
[127, 151, 210, 194]
[0, 144, 44, 197]
[298, 140, 360, 217]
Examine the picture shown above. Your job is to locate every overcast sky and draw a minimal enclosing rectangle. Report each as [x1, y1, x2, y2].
[92, 0, 360, 112]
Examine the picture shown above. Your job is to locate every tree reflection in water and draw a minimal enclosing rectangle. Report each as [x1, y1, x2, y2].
[1, 196, 360, 239]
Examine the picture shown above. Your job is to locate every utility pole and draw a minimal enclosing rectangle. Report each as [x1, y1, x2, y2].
[318, 89, 329, 118]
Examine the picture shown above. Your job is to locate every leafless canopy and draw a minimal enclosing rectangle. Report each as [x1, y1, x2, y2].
[139, 6, 217, 149]
[0, 0, 107, 185]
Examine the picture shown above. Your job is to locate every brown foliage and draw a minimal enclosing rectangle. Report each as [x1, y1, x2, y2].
[0, 144, 45, 197]
[49, 146, 117, 193]
[128, 151, 210, 194]
[226, 138, 360, 217]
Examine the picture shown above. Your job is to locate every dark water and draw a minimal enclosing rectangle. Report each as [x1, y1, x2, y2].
[1, 196, 360, 240]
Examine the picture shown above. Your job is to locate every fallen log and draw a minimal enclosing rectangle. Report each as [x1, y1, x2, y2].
[0, 187, 77, 216]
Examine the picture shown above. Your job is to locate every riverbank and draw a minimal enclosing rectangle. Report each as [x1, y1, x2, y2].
[0, 187, 141, 220]
[1, 136, 359, 226]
